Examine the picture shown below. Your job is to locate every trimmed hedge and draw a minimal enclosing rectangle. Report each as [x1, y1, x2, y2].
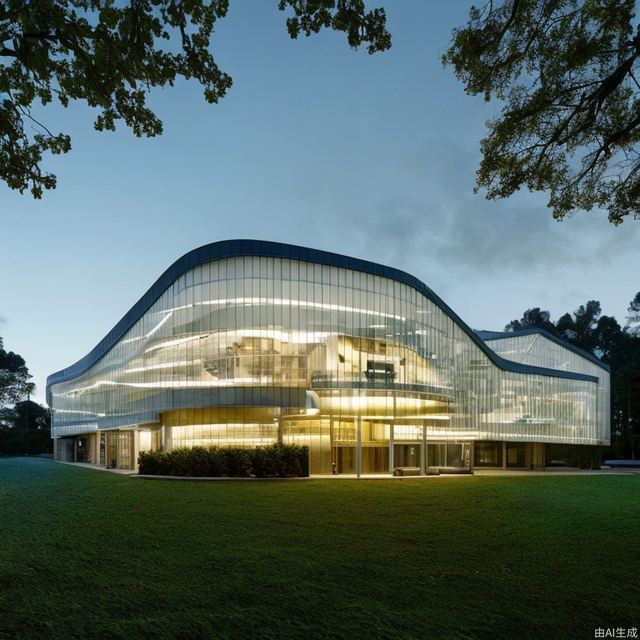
[138, 444, 309, 478]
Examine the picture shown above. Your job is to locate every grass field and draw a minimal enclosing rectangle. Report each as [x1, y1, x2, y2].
[0, 458, 638, 640]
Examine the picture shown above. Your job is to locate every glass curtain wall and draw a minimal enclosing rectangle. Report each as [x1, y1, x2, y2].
[49, 255, 608, 474]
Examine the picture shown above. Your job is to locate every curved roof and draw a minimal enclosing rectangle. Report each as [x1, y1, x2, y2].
[47, 239, 601, 396]
[476, 329, 609, 372]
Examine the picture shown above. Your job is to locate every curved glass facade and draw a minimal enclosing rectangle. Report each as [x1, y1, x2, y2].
[48, 242, 610, 473]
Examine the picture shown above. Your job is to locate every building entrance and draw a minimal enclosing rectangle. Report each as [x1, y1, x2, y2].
[394, 444, 421, 469]
[105, 432, 134, 470]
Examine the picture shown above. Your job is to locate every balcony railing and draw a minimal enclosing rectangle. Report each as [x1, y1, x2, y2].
[309, 372, 454, 400]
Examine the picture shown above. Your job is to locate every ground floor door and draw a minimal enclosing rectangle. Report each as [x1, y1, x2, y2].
[394, 444, 421, 469]
[280, 414, 473, 475]
[55, 438, 74, 462]
[107, 434, 117, 469]
[74, 437, 91, 463]
[334, 446, 355, 474]
[333, 445, 389, 474]
[105, 432, 134, 470]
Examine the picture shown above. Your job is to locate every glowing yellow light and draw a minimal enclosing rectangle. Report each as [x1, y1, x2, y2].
[139, 431, 152, 451]
[124, 359, 201, 374]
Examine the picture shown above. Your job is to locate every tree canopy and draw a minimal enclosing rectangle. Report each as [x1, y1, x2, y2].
[627, 291, 640, 333]
[504, 307, 556, 334]
[444, 0, 640, 224]
[0, 337, 49, 455]
[0, 0, 390, 197]
[0, 336, 34, 406]
[0, 399, 52, 455]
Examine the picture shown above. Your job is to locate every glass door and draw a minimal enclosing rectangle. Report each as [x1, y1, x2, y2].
[394, 444, 421, 469]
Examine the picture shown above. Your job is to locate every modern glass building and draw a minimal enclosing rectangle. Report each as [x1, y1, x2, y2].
[47, 240, 610, 474]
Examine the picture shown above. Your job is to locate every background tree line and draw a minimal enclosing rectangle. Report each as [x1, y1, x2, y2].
[505, 293, 640, 459]
[0, 337, 51, 455]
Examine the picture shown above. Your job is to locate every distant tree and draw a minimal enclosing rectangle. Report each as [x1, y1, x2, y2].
[627, 291, 640, 334]
[13, 399, 50, 431]
[593, 315, 623, 361]
[556, 300, 602, 353]
[444, 0, 640, 223]
[504, 307, 557, 334]
[0, 399, 52, 455]
[0, 1, 391, 198]
[0, 337, 34, 406]
[608, 332, 640, 458]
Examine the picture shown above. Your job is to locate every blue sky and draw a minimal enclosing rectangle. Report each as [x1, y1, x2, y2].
[1, 2, 639, 405]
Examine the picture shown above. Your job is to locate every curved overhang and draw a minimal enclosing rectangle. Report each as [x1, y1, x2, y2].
[46, 240, 602, 403]
[475, 328, 610, 372]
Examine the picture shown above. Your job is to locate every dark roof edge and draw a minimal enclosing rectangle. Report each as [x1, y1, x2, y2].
[476, 328, 609, 372]
[46, 240, 601, 395]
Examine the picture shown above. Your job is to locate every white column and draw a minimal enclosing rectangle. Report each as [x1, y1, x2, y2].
[421, 421, 427, 475]
[356, 416, 362, 478]
[133, 429, 140, 471]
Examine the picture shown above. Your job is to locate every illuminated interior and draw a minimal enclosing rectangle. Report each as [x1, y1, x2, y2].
[47, 241, 610, 472]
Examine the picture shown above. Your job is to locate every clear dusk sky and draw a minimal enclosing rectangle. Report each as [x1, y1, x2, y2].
[1, 2, 639, 405]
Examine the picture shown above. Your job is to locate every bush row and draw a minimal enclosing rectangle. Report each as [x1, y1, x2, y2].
[138, 444, 309, 478]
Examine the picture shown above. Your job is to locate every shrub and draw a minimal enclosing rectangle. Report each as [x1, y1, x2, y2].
[138, 444, 309, 478]
[251, 443, 309, 478]
[221, 447, 253, 478]
[206, 447, 226, 477]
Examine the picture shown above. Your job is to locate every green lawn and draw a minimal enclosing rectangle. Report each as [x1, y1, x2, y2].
[0, 459, 638, 640]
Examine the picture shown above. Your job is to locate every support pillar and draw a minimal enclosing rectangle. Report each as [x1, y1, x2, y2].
[356, 416, 362, 479]
[421, 421, 427, 475]
[329, 417, 335, 473]
[388, 421, 394, 475]
[133, 429, 140, 471]
[93, 433, 100, 465]
[162, 424, 172, 451]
